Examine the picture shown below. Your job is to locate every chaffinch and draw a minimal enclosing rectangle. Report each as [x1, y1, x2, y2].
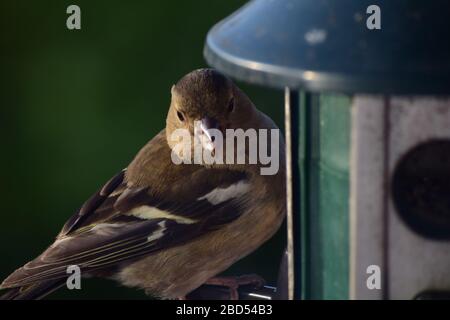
[0, 68, 286, 300]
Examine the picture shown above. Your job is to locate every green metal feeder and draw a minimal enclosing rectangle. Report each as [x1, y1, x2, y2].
[204, 0, 450, 299]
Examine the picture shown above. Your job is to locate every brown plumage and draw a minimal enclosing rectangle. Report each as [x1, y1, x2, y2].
[0, 68, 285, 299]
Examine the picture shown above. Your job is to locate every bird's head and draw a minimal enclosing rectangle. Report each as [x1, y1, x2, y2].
[166, 68, 257, 165]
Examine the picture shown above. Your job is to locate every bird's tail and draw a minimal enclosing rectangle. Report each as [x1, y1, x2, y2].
[0, 279, 66, 300]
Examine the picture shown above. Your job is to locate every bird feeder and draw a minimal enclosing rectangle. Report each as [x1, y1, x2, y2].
[204, 0, 450, 299]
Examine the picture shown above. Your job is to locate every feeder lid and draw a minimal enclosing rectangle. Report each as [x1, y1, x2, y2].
[204, 0, 450, 94]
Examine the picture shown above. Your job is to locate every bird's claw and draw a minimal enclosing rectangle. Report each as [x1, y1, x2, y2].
[182, 274, 266, 300]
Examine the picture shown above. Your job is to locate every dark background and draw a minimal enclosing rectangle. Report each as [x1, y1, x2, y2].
[0, 1, 285, 299]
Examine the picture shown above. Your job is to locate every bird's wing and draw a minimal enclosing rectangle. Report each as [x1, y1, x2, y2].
[1, 168, 251, 288]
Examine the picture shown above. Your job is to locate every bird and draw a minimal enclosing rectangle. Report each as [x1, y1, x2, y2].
[0, 68, 286, 300]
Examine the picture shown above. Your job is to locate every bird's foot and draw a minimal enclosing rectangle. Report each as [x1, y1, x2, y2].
[183, 274, 266, 300]
[204, 274, 266, 300]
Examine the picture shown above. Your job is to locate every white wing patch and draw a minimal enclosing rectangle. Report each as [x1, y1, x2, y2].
[91, 223, 124, 236]
[197, 180, 250, 205]
[147, 220, 167, 242]
[128, 206, 196, 224]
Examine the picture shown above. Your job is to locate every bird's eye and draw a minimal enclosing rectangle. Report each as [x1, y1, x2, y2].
[177, 111, 185, 122]
[228, 97, 235, 113]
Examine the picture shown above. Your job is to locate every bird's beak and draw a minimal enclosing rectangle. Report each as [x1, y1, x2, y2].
[200, 116, 219, 152]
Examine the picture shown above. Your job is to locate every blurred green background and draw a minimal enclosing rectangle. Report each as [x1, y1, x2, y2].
[0, 0, 285, 299]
